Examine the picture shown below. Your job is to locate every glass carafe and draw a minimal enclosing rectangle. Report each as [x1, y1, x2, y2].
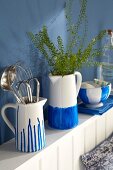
[97, 29, 113, 91]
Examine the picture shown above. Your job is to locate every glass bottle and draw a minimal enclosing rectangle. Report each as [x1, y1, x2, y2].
[97, 29, 113, 89]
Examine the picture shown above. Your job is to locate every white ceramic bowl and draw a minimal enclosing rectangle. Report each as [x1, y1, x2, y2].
[79, 81, 111, 108]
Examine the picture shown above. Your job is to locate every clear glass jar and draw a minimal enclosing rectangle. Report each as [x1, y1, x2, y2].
[97, 29, 113, 89]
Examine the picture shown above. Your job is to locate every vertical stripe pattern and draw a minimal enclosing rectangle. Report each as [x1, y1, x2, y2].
[48, 105, 78, 129]
[16, 106, 19, 149]
[16, 117, 46, 152]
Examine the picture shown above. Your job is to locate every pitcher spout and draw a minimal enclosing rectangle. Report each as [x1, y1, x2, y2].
[39, 98, 47, 107]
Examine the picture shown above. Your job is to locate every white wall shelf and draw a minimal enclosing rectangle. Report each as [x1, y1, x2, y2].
[0, 109, 113, 170]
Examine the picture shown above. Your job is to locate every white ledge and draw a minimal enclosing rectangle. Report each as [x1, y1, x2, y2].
[0, 113, 95, 170]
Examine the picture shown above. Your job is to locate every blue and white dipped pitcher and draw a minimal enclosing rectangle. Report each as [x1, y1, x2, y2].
[1, 97, 47, 152]
[48, 71, 82, 129]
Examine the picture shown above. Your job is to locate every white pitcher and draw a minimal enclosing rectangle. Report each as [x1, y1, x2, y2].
[48, 72, 82, 129]
[1, 97, 47, 152]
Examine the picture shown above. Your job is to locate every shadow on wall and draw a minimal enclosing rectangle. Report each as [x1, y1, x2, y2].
[0, 0, 66, 145]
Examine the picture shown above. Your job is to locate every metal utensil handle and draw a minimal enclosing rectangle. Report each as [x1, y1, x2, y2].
[12, 86, 26, 104]
[28, 78, 40, 102]
[36, 79, 40, 102]
[18, 81, 33, 103]
[26, 82, 33, 103]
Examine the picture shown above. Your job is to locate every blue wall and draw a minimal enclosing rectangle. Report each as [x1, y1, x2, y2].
[81, 0, 113, 81]
[0, 0, 113, 144]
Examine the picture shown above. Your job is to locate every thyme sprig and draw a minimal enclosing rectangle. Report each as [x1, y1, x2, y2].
[28, 0, 107, 76]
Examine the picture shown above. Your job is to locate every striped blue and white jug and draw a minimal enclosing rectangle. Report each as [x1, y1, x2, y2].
[1, 97, 47, 152]
[48, 71, 82, 130]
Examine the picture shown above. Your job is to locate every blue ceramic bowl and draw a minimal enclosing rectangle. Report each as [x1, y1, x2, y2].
[79, 82, 111, 108]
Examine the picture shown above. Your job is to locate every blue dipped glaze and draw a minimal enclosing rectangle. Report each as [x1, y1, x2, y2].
[18, 117, 45, 152]
[48, 105, 78, 129]
[21, 131, 22, 151]
[14, 127, 16, 147]
[23, 129, 26, 152]
[101, 85, 110, 102]
[37, 124, 40, 150]
[16, 106, 19, 150]
[29, 119, 34, 152]
[39, 126, 42, 149]
[42, 120, 46, 147]
[79, 89, 90, 104]
[37, 118, 40, 150]
[79, 83, 111, 105]
[28, 120, 30, 152]
[34, 125, 37, 151]
[37, 118, 42, 150]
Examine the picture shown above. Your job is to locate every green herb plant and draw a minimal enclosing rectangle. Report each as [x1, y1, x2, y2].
[28, 0, 106, 76]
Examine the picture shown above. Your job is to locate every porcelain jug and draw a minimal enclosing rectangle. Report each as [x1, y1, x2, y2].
[48, 71, 82, 129]
[1, 97, 47, 152]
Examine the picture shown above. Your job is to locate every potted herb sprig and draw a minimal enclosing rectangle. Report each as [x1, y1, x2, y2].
[28, 0, 106, 129]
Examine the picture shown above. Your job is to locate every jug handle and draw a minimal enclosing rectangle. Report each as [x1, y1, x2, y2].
[74, 71, 82, 96]
[1, 103, 16, 134]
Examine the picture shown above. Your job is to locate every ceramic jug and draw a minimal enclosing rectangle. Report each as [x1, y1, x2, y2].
[1, 97, 47, 152]
[48, 71, 82, 129]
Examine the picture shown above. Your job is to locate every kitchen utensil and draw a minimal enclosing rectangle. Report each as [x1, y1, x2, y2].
[0, 62, 33, 103]
[17, 78, 40, 104]
[17, 80, 33, 103]
[15, 62, 33, 83]
[0, 66, 24, 103]
[28, 77, 40, 102]
[12, 62, 33, 95]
